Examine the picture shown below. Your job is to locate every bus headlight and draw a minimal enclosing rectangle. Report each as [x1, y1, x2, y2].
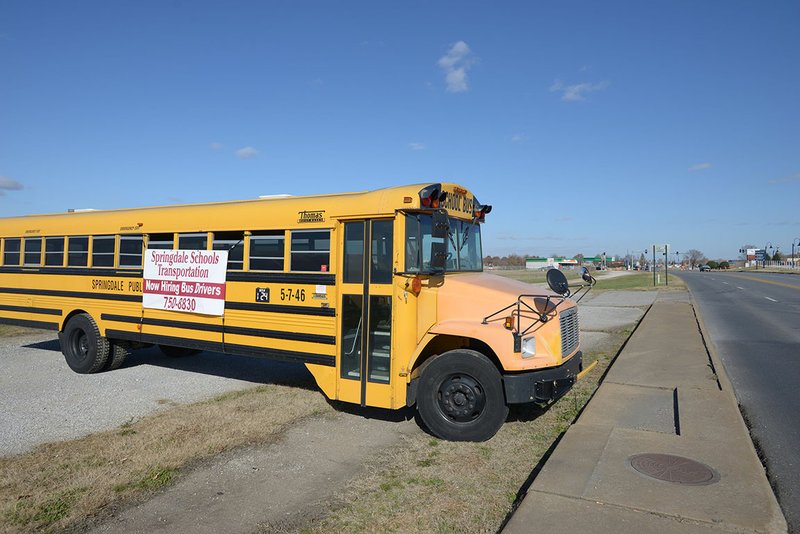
[521, 336, 536, 358]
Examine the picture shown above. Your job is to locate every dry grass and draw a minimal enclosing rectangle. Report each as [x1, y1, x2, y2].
[0, 385, 332, 533]
[0, 325, 38, 338]
[296, 337, 626, 534]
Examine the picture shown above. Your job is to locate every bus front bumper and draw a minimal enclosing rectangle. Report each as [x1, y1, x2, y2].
[503, 352, 584, 405]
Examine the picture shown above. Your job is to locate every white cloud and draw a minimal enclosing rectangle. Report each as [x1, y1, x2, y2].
[511, 133, 528, 143]
[235, 146, 259, 159]
[409, 142, 426, 151]
[210, 142, 223, 151]
[688, 163, 712, 172]
[438, 41, 474, 93]
[768, 172, 800, 185]
[0, 176, 23, 191]
[550, 79, 610, 102]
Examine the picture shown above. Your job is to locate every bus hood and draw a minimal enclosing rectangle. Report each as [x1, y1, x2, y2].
[434, 272, 563, 321]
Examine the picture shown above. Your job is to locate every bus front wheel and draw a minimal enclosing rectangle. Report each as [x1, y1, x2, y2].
[61, 313, 110, 374]
[417, 349, 508, 442]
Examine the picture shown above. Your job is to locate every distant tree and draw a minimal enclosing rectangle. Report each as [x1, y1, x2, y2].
[484, 255, 500, 267]
[719, 261, 730, 269]
[773, 250, 783, 261]
[574, 253, 585, 264]
[707, 260, 719, 270]
[638, 253, 647, 269]
[686, 249, 705, 269]
[508, 254, 526, 267]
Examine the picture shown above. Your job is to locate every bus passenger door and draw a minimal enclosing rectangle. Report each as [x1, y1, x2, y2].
[338, 219, 394, 408]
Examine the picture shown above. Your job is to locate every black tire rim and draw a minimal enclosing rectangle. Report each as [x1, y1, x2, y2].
[436, 373, 487, 423]
[70, 329, 90, 364]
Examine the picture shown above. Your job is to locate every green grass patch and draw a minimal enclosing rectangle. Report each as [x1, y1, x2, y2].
[593, 272, 684, 290]
[113, 466, 176, 494]
[118, 418, 137, 436]
[6, 488, 86, 528]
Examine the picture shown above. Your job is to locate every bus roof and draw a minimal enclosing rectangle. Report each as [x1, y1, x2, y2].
[0, 182, 484, 236]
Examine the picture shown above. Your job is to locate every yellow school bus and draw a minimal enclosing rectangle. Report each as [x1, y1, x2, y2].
[0, 183, 587, 441]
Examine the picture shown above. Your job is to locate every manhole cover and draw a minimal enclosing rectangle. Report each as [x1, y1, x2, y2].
[627, 453, 719, 485]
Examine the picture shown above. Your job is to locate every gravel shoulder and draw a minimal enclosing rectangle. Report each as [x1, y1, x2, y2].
[0, 333, 312, 456]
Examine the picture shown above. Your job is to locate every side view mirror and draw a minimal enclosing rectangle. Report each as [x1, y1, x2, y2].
[546, 269, 570, 296]
[431, 209, 449, 239]
[429, 209, 449, 272]
[580, 266, 597, 286]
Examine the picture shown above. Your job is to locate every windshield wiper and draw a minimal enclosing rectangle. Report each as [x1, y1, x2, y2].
[460, 219, 479, 252]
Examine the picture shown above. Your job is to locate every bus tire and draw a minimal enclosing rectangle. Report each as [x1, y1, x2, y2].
[416, 349, 508, 442]
[104, 342, 131, 371]
[62, 313, 110, 374]
[158, 345, 201, 358]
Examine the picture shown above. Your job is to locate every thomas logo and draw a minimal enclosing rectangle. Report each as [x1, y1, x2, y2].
[298, 210, 325, 223]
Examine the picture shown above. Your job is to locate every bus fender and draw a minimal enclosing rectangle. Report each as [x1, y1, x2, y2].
[405, 321, 507, 406]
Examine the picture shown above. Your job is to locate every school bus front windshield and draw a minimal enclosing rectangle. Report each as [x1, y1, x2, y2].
[404, 213, 483, 273]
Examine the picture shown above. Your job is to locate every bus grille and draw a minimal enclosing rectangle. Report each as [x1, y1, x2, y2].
[560, 307, 579, 357]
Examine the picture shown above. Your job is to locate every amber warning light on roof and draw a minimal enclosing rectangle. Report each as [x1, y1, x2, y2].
[418, 183, 448, 209]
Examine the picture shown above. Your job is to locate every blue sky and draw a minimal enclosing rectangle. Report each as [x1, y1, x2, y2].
[1, 1, 798, 260]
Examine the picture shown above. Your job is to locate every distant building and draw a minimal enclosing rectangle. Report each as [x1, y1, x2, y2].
[525, 257, 577, 269]
[526, 256, 616, 270]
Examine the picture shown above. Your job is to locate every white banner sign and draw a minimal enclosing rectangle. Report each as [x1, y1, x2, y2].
[143, 249, 228, 316]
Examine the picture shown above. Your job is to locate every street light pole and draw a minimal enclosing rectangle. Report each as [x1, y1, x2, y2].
[763, 241, 773, 269]
[792, 238, 800, 270]
[652, 245, 656, 287]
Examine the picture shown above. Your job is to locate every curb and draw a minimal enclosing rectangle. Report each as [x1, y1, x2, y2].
[687, 291, 787, 531]
[497, 298, 656, 531]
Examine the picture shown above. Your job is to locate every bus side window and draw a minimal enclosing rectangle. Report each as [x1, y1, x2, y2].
[147, 233, 174, 250]
[92, 235, 115, 267]
[67, 236, 89, 267]
[23, 237, 43, 266]
[3, 238, 21, 266]
[119, 235, 144, 268]
[249, 232, 284, 271]
[213, 231, 244, 270]
[45, 237, 65, 266]
[178, 233, 208, 250]
[370, 220, 393, 284]
[290, 230, 330, 272]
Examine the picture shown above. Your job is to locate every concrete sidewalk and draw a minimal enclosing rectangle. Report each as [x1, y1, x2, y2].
[504, 292, 787, 533]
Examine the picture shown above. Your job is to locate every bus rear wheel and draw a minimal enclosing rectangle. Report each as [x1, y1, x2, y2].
[417, 349, 508, 442]
[61, 313, 110, 374]
[104, 342, 131, 371]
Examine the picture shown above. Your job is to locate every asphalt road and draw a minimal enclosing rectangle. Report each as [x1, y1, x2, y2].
[676, 270, 800, 532]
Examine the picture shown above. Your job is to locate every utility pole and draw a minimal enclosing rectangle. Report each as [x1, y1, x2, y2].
[652, 245, 656, 287]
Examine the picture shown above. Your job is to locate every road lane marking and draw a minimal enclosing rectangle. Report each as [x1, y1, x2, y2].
[737, 287, 744, 290]
[765, 297, 778, 302]
[722, 281, 729, 285]
[727, 273, 800, 291]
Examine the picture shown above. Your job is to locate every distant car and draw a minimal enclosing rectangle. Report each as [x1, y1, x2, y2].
[699, 264, 711, 272]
